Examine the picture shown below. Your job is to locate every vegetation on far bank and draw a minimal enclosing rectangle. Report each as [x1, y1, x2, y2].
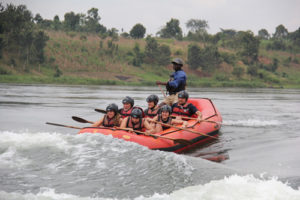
[0, 3, 300, 88]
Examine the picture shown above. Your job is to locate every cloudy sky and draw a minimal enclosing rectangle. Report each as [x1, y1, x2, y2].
[3, 0, 300, 35]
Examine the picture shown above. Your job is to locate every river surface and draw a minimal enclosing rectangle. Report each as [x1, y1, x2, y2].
[0, 84, 300, 200]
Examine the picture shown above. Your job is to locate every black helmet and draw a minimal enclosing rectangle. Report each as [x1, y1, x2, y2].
[160, 105, 172, 114]
[178, 90, 189, 100]
[171, 58, 183, 66]
[131, 108, 142, 118]
[122, 96, 134, 107]
[146, 94, 159, 105]
[106, 103, 118, 114]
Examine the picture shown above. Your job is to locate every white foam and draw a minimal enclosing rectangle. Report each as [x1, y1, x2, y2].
[224, 119, 281, 127]
[1, 175, 299, 200]
[0, 130, 71, 151]
[170, 174, 300, 200]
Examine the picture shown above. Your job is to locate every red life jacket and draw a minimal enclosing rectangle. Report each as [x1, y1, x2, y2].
[120, 107, 145, 118]
[119, 107, 134, 118]
[126, 117, 145, 131]
[144, 107, 160, 118]
[157, 114, 172, 130]
[102, 115, 117, 127]
[172, 102, 197, 118]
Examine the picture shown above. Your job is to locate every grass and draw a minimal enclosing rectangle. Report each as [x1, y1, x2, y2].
[1, 30, 300, 88]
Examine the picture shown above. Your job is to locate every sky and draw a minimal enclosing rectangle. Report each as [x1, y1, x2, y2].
[2, 0, 300, 35]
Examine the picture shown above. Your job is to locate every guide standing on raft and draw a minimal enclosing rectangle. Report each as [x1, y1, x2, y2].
[156, 58, 187, 106]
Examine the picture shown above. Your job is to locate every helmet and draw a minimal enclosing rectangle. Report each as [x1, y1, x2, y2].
[178, 90, 189, 100]
[131, 108, 142, 118]
[146, 94, 159, 105]
[106, 103, 118, 114]
[160, 105, 172, 114]
[122, 96, 134, 107]
[171, 58, 183, 66]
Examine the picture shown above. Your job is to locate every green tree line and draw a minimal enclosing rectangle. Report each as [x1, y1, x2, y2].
[1, 3, 300, 85]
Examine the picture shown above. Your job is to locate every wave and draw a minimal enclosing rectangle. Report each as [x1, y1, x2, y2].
[0, 175, 299, 200]
[223, 119, 281, 127]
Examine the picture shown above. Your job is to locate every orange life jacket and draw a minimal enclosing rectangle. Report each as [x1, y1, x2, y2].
[126, 117, 145, 131]
[119, 107, 134, 118]
[102, 114, 118, 127]
[144, 107, 160, 118]
[172, 102, 197, 118]
[157, 114, 172, 130]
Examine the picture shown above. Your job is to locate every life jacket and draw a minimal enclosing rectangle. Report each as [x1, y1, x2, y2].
[102, 114, 118, 127]
[157, 114, 172, 130]
[126, 117, 145, 131]
[120, 107, 145, 118]
[172, 102, 197, 118]
[119, 107, 134, 118]
[144, 107, 160, 118]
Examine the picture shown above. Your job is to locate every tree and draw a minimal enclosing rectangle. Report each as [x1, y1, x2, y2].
[132, 43, 144, 66]
[53, 15, 61, 30]
[186, 19, 209, 43]
[258, 29, 270, 39]
[186, 19, 209, 34]
[144, 36, 170, 65]
[34, 13, 43, 24]
[237, 31, 260, 62]
[289, 27, 300, 47]
[0, 4, 48, 69]
[64, 11, 80, 31]
[130, 23, 146, 39]
[144, 35, 159, 64]
[187, 44, 221, 72]
[187, 44, 202, 69]
[273, 24, 288, 39]
[157, 44, 171, 65]
[85, 7, 106, 33]
[157, 18, 182, 40]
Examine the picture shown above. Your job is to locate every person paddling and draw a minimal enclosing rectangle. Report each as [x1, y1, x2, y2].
[119, 96, 135, 118]
[120, 108, 155, 135]
[156, 58, 187, 106]
[92, 103, 121, 127]
[119, 96, 144, 119]
[172, 91, 202, 122]
[144, 94, 160, 118]
[151, 105, 187, 132]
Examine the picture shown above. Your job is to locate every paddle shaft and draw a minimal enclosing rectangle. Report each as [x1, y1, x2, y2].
[46, 122, 81, 129]
[149, 119, 218, 139]
[115, 127, 192, 145]
[158, 84, 167, 98]
[171, 115, 222, 125]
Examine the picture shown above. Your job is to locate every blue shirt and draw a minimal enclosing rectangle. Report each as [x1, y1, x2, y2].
[168, 70, 187, 90]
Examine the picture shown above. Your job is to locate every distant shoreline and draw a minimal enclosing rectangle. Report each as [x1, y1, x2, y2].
[1, 74, 299, 89]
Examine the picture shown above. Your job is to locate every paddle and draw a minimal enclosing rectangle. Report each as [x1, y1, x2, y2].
[94, 108, 107, 114]
[46, 122, 81, 129]
[72, 116, 94, 124]
[147, 119, 218, 139]
[116, 127, 192, 145]
[171, 115, 222, 125]
[158, 84, 167, 98]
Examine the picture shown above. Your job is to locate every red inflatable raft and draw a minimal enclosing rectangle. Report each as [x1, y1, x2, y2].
[78, 98, 222, 153]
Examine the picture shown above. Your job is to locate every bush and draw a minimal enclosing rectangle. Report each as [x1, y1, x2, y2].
[214, 74, 229, 81]
[220, 52, 236, 65]
[232, 66, 244, 79]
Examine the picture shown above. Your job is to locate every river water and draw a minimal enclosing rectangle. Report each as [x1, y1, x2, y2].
[0, 84, 299, 200]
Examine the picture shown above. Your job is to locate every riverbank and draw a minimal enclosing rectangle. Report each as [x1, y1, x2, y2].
[2, 73, 299, 88]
